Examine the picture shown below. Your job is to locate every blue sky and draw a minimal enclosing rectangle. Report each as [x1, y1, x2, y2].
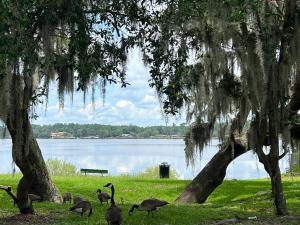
[33, 48, 185, 126]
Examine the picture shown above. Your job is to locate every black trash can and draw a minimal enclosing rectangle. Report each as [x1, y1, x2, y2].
[159, 162, 170, 178]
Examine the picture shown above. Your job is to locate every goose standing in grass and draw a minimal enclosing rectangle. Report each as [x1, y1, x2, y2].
[28, 194, 42, 202]
[128, 198, 169, 216]
[69, 200, 92, 217]
[96, 189, 111, 204]
[104, 183, 122, 225]
[62, 192, 72, 203]
[73, 196, 84, 205]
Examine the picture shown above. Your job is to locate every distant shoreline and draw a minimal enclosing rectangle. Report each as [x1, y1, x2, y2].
[1, 123, 190, 139]
[0, 137, 185, 140]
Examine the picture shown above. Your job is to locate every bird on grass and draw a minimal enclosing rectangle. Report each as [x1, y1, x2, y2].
[62, 192, 72, 203]
[104, 183, 122, 225]
[96, 188, 111, 204]
[128, 198, 169, 217]
[69, 200, 92, 217]
[28, 194, 43, 202]
[73, 196, 84, 205]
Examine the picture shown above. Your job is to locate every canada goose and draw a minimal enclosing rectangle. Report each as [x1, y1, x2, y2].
[28, 194, 42, 202]
[96, 189, 111, 204]
[128, 198, 169, 216]
[69, 200, 92, 217]
[13, 194, 42, 206]
[73, 196, 84, 205]
[62, 192, 72, 203]
[104, 183, 122, 225]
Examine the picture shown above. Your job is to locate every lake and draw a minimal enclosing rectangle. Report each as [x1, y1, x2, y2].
[0, 139, 290, 179]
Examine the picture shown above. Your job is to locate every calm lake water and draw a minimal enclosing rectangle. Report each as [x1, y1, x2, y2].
[0, 139, 290, 179]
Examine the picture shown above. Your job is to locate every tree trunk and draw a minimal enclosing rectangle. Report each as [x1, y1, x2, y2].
[267, 144, 287, 215]
[269, 161, 287, 215]
[176, 137, 248, 203]
[1, 74, 61, 214]
[6, 116, 62, 202]
[257, 153, 288, 215]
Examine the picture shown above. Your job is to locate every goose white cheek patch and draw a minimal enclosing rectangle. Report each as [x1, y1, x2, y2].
[74, 208, 83, 213]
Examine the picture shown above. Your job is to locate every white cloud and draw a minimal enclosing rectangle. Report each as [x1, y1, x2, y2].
[141, 94, 157, 104]
[116, 100, 134, 108]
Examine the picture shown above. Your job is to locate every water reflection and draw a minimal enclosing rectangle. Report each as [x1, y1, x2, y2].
[0, 139, 290, 179]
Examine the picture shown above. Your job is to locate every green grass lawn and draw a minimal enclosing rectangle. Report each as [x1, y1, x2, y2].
[0, 175, 300, 224]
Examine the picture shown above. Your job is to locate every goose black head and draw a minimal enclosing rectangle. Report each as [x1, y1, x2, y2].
[96, 189, 101, 193]
[128, 204, 139, 216]
[103, 183, 113, 188]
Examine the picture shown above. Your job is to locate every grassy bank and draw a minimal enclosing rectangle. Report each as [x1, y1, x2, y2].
[0, 175, 300, 224]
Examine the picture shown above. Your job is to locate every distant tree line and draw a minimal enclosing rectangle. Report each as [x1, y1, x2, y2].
[35, 123, 189, 138]
[0, 123, 189, 139]
[0, 122, 241, 139]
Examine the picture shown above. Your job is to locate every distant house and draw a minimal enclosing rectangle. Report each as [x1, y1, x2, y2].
[121, 133, 132, 137]
[170, 134, 184, 139]
[50, 132, 69, 139]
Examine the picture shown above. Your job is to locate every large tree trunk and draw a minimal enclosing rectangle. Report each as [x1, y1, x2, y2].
[1, 74, 61, 214]
[6, 117, 62, 212]
[176, 137, 248, 203]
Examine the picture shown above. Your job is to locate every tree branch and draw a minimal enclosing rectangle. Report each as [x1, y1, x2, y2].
[279, 150, 289, 160]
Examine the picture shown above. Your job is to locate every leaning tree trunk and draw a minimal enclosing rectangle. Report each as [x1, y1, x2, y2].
[176, 136, 248, 203]
[1, 74, 61, 214]
[5, 116, 62, 213]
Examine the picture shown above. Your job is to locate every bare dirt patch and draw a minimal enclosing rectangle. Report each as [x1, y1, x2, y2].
[210, 216, 300, 225]
[0, 211, 62, 225]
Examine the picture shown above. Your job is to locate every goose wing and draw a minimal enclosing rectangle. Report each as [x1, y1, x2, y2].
[70, 202, 82, 212]
[100, 192, 111, 200]
[28, 194, 42, 202]
[70, 201, 91, 212]
[139, 198, 168, 210]
[105, 205, 122, 225]
[73, 196, 84, 205]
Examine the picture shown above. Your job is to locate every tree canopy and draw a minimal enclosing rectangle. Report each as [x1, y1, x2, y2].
[139, 0, 300, 215]
[141, 0, 299, 157]
[0, 0, 152, 117]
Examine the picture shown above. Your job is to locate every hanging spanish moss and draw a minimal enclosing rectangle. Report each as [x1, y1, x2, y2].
[0, 0, 153, 120]
[142, 0, 300, 168]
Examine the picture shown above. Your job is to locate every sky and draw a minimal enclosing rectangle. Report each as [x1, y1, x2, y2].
[33, 48, 185, 126]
